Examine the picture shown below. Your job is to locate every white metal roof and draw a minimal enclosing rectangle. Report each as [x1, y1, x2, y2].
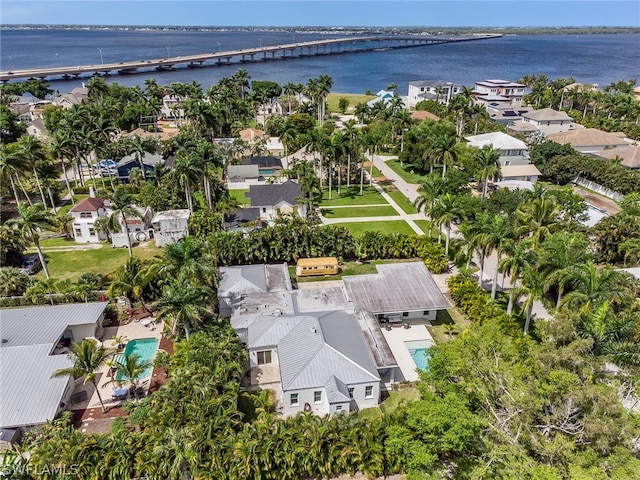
[466, 131, 528, 151]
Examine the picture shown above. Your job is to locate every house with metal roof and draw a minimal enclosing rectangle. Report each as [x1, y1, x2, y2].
[0, 303, 107, 442]
[222, 261, 451, 415]
[465, 132, 530, 166]
[116, 152, 166, 183]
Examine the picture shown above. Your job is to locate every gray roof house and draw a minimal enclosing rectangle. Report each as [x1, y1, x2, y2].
[239, 311, 380, 416]
[0, 303, 106, 436]
[248, 180, 306, 221]
[222, 261, 450, 415]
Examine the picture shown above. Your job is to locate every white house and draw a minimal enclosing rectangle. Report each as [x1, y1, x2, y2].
[248, 180, 306, 221]
[473, 79, 526, 107]
[367, 90, 397, 108]
[160, 94, 184, 120]
[0, 303, 107, 445]
[256, 98, 284, 126]
[465, 132, 530, 166]
[53, 86, 88, 110]
[70, 196, 111, 243]
[407, 80, 461, 107]
[151, 209, 191, 247]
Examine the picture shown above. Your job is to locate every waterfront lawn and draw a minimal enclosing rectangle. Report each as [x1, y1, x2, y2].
[343, 220, 415, 237]
[229, 188, 251, 206]
[320, 205, 397, 218]
[386, 160, 429, 184]
[327, 93, 376, 113]
[384, 188, 418, 214]
[36, 242, 162, 281]
[317, 186, 387, 206]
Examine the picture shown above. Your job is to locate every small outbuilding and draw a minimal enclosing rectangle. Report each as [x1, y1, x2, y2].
[296, 257, 339, 277]
[151, 209, 191, 247]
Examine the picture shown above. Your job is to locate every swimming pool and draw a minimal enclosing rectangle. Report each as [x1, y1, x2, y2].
[259, 168, 278, 175]
[405, 339, 434, 371]
[115, 338, 159, 381]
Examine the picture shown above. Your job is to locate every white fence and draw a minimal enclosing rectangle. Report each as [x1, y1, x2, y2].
[574, 176, 623, 202]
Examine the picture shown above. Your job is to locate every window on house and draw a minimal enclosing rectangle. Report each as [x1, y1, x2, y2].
[365, 386, 373, 399]
[290, 393, 299, 406]
[423, 310, 430, 316]
[402, 312, 409, 317]
[336, 405, 343, 411]
[75, 228, 82, 236]
[80, 212, 92, 218]
[257, 350, 272, 365]
[348, 387, 354, 398]
[314, 391, 322, 404]
[262, 208, 267, 213]
[89, 228, 96, 236]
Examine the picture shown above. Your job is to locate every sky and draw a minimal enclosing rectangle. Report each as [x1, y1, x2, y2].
[1, 1, 639, 27]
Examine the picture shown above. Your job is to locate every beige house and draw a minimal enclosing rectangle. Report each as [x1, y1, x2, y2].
[53, 86, 88, 109]
[547, 128, 630, 153]
[591, 145, 640, 170]
[500, 164, 542, 183]
[508, 108, 573, 135]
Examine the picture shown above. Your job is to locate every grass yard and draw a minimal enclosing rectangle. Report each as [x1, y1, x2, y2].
[380, 388, 421, 414]
[414, 220, 440, 238]
[384, 189, 418, 214]
[229, 188, 251, 206]
[342, 220, 415, 237]
[320, 205, 398, 218]
[327, 93, 376, 113]
[385, 160, 429, 184]
[317, 186, 387, 207]
[38, 237, 78, 248]
[427, 308, 469, 344]
[36, 242, 163, 282]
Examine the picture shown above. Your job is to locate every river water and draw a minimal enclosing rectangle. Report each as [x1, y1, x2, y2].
[1, 29, 638, 94]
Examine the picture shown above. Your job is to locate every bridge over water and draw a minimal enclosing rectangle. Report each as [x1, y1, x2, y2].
[0, 34, 502, 82]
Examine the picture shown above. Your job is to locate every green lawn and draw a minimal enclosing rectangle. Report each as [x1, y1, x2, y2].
[385, 189, 418, 214]
[380, 388, 421, 414]
[414, 220, 440, 237]
[342, 220, 415, 237]
[35, 242, 163, 282]
[386, 160, 429, 184]
[320, 205, 398, 218]
[317, 186, 387, 207]
[327, 93, 376, 113]
[229, 189, 251, 206]
[427, 308, 470, 344]
[38, 237, 78, 248]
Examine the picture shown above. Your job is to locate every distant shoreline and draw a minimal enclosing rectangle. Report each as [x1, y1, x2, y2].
[2, 25, 640, 36]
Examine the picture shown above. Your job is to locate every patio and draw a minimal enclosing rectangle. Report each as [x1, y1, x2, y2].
[380, 319, 435, 382]
[67, 316, 164, 414]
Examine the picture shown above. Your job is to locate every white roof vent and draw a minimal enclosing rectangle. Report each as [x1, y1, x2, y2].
[310, 326, 316, 334]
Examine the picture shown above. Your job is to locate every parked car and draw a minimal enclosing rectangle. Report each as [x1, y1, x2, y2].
[19, 254, 42, 275]
[99, 159, 118, 176]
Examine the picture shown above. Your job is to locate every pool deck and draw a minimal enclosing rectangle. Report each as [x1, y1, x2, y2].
[68, 316, 164, 417]
[380, 320, 434, 382]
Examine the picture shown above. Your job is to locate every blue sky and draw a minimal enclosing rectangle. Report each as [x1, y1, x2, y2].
[2, 1, 639, 27]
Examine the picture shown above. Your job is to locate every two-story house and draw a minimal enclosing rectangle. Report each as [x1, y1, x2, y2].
[466, 131, 541, 183]
[508, 108, 573, 136]
[70, 196, 111, 243]
[407, 80, 461, 107]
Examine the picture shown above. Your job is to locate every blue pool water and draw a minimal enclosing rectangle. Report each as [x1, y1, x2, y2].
[259, 168, 277, 175]
[405, 339, 434, 371]
[115, 338, 159, 381]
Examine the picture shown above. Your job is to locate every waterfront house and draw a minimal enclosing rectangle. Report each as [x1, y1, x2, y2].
[53, 86, 88, 109]
[473, 79, 526, 108]
[407, 80, 461, 107]
[256, 98, 284, 126]
[367, 90, 397, 108]
[160, 94, 184, 120]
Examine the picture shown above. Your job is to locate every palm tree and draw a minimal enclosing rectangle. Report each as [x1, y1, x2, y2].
[154, 236, 218, 288]
[108, 256, 152, 307]
[516, 196, 561, 245]
[52, 339, 116, 413]
[0, 267, 29, 297]
[473, 145, 501, 201]
[431, 193, 462, 256]
[0, 142, 28, 205]
[153, 282, 215, 339]
[508, 266, 544, 334]
[499, 238, 535, 312]
[103, 354, 151, 403]
[414, 174, 446, 222]
[18, 135, 49, 208]
[428, 132, 458, 179]
[482, 214, 513, 300]
[7, 202, 56, 278]
[174, 151, 203, 213]
[283, 81, 296, 114]
[560, 263, 634, 314]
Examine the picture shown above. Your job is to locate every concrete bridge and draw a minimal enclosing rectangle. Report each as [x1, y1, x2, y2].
[0, 34, 502, 82]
